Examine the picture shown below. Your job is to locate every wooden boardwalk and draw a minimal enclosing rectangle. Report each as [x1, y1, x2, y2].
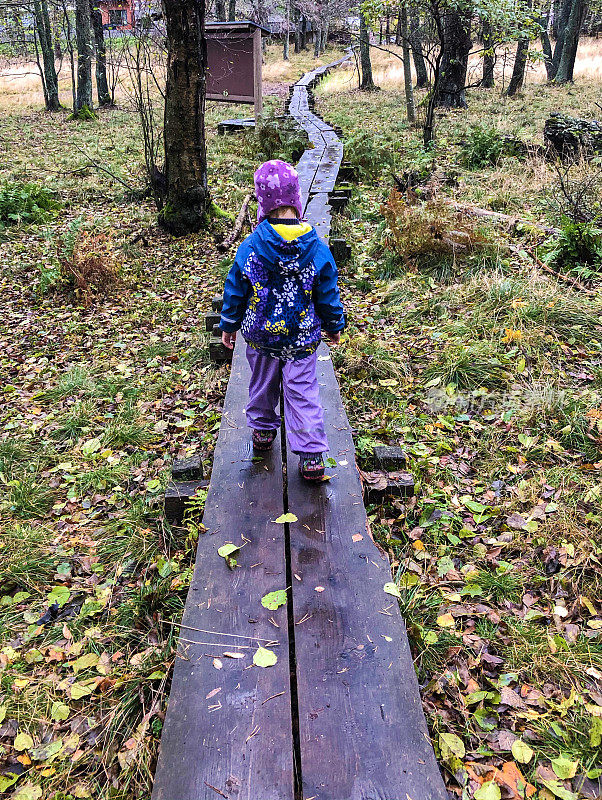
[152, 61, 447, 800]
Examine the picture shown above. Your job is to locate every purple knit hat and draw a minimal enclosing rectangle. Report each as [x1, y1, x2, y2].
[254, 159, 303, 223]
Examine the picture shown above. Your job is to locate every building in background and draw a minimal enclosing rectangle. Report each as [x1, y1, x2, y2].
[98, 1, 135, 30]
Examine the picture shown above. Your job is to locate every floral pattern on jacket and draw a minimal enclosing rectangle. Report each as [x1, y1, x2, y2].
[219, 220, 345, 361]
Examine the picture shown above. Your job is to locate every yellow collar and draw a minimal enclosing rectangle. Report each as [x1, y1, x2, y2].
[270, 221, 313, 241]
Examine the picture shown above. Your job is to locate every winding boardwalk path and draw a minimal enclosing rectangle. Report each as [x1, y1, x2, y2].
[151, 60, 447, 800]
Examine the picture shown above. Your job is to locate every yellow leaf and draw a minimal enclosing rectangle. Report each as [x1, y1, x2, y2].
[437, 613, 455, 628]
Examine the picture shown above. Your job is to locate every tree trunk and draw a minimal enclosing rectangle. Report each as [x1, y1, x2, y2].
[75, 0, 94, 115]
[359, 11, 377, 90]
[90, 1, 111, 105]
[541, 22, 554, 78]
[436, 8, 472, 108]
[314, 26, 321, 56]
[551, 0, 573, 77]
[228, 0, 236, 20]
[395, 4, 402, 45]
[401, 3, 415, 121]
[161, 0, 210, 235]
[409, 11, 428, 87]
[60, 0, 77, 110]
[481, 20, 495, 87]
[320, 23, 328, 52]
[506, 36, 528, 95]
[33, 0, 61, 110]
[283, 0, 290, 59]
[555, 0, 585, 82]
[294, 8, 301, 53]
[216, 0, 226, 21]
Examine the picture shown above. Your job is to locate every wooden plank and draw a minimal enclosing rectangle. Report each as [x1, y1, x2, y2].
[152, 340, 295, 800]
[285, 345, 448, 800]
[304, 193, 331, 240]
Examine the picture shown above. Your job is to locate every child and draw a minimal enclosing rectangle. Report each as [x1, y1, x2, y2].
[219, 159, 345, 482]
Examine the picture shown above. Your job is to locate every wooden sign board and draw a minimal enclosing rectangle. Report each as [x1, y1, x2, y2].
[206, 21, 263, 120]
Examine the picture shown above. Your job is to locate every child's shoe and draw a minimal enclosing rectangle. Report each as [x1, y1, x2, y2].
[252, 429, 277, 450]
[299, 452, 325, 482]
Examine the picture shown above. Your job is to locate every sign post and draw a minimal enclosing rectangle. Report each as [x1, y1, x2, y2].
[205, 21, 264, 121]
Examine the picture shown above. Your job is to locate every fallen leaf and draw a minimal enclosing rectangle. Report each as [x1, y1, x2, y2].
[274, 513, 298, 523]
[439, 732, 465, 759]
[14, 732, 34, 751]
[383, 582, 402, 599]
[253, 647, 277, 668]
[474, 781, 501, 800]
[512, 739, 534, 764]
[551, 755, 579, 780]
[261, 590, 287, 610]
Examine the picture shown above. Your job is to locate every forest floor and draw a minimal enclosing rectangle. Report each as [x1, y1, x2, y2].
[0, 41, 601, 800]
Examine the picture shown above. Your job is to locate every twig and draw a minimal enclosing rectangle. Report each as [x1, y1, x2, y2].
[261, 691, 285, 705]
[71, 142, 136, 192]
[162, 619, 276, 642]
[204, 781, 228, 798]
[439, 198, 560, 235]
[218, 193, 253, 251]
[508, 244, 598, 296]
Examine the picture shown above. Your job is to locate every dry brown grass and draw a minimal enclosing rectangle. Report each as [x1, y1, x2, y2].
[61, 230, 120, 307]
[320, 36, 602, 94]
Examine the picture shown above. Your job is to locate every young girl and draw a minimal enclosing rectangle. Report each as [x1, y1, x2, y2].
[219, 159, 345, 482]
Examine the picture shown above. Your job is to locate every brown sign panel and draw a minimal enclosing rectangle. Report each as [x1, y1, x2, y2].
[206, 22, 263, 118]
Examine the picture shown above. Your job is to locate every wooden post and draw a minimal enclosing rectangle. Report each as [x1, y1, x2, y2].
[253, 26, 263, 120]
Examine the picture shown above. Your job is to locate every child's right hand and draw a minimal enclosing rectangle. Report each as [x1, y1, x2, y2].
[222, 331, 236, 350]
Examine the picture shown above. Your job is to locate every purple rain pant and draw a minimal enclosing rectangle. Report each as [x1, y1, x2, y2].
[245, 345, 328, 454]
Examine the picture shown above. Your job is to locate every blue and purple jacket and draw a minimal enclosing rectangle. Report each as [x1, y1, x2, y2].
[219, 220, 345, 361]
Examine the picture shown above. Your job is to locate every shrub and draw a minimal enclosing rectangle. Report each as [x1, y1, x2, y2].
[0, 181, 61, 228]
[343, 130, 396, 180]
[382, 190, 491, 272]
[244, 114, 309, 163]
[39, 219, 120, 305]
[542, 217, 602, 281]
[459, 124, 515, 169]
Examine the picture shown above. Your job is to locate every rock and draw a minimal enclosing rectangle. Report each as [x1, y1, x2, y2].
[544, 112, 602, 160]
